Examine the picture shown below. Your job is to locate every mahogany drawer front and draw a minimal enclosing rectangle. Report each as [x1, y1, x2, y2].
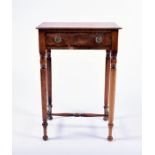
[45, 32, 112, 49]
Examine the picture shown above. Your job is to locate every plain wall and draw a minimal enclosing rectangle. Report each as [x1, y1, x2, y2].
[13, 0, 141, 155]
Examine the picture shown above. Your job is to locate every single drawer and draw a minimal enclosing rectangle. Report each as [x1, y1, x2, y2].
[45, 32, 112, 49]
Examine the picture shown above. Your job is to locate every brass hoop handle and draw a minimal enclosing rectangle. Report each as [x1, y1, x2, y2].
[54, 35, 62, 43]
[95, 35, 103, 44]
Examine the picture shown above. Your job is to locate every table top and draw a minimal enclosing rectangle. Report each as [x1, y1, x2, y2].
[36, 22, 121, 30]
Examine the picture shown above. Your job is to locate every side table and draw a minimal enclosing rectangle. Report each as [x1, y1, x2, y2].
[36, 22, 121, 141]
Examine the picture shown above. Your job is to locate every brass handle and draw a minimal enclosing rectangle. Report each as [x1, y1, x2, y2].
[95, 35, 103, 44]
[54, 35, 62, 43]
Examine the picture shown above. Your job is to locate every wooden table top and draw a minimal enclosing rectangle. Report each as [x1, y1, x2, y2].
[36, 22, 121, 30]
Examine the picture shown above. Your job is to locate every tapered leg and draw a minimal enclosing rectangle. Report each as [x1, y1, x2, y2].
[103, 50, 111, 121]
[107, 52, 117, 141]
[40, 51, 48, 140]
[47, 49, 53, 120]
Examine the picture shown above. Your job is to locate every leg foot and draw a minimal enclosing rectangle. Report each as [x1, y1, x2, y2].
[42, 121, 48, 141]
[43, 135, 48, 141]
[108, 123, 114, 141]
[107, 136, 113, 141]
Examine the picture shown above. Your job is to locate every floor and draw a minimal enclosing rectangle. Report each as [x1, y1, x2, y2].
[13, 106, 141, 155]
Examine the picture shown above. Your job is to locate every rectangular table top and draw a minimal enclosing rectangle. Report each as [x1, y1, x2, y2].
[36, 22, 121, 30]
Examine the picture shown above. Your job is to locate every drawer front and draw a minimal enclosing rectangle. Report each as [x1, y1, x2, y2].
[45, 32, 111, 49]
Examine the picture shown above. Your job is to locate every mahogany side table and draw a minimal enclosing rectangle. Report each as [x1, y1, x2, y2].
[36, 22, 121, 141]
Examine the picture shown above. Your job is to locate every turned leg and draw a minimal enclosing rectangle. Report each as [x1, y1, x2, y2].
[107, 52, 117, 141]
[40, 51, 48, 140]
[103, 50, 111, 121]
[47, 49, 53, 120]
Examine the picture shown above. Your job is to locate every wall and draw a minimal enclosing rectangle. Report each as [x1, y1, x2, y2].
[13, 0, 141, 155]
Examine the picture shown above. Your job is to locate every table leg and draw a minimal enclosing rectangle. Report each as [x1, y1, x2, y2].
[107, 52, 117, 141]
[103, 50, 111, 121]
[47, 49, 53, 120]
[40, 51, 48, 141]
